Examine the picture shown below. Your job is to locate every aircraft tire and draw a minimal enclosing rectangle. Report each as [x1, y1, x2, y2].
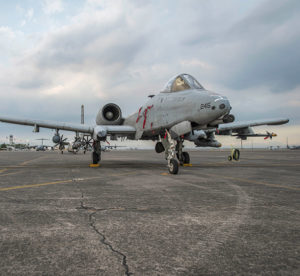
[228, 156, 232, 161]
[168, 158, 179, 174]
[92, 152, 100, 164]
[182, 152, 190, 164]
[233, 149, 240, 161]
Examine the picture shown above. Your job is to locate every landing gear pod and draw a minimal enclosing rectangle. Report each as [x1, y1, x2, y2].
[155, 142, 165, 153]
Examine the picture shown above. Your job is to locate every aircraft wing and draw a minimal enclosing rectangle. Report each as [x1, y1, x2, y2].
[216, 118, 289, 135]
[0, 115, 136, 136]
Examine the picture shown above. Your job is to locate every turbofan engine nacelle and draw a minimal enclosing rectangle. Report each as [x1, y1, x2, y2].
[96, 103, 123, 125]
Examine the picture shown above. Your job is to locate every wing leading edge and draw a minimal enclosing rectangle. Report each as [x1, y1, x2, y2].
[217, 118, 289, 133]
[0, 115, 136, 136]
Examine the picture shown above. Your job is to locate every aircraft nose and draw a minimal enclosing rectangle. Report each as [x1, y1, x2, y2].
[213, 96, 231, 113]
[219, 98, 231, 112]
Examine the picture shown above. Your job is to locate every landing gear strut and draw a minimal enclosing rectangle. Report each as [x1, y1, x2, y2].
[159, 131, 192, 174]
[176, 139, 190, 165]
[161, 131, 179, 174]
[92, 140, 101, 164]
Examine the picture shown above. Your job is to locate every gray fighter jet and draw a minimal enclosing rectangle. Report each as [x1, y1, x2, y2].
[0, 73, 289, 174]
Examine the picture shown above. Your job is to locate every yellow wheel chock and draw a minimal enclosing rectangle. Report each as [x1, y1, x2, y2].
[228, 148, 240, 162]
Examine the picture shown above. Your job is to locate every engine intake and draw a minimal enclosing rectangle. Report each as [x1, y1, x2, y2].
[96, 103, 123, 125]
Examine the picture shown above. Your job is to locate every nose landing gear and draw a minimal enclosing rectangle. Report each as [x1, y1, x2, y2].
[160, 131, 179, 174]
[160, 131, 191, 174]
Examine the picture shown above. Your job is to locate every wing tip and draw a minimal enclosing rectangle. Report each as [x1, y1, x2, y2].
[267, 118, 289, 125]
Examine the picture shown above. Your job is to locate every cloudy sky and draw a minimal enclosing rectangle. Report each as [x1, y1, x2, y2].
[0, 0, 299, 147]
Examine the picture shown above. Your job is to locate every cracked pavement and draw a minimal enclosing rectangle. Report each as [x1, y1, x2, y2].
[0, 150, 299, 275]
[78, 193, 132, 276]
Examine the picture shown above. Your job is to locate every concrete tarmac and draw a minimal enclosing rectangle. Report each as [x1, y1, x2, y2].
[0, 149, 299, 275]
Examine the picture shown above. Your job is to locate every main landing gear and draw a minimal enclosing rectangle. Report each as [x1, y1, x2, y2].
[160, 131, 190, 174]
[92, 140, 101, 164]
[176, 139, 190, 166]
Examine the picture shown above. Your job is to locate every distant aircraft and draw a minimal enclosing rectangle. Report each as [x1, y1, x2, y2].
[288, 146, 300, 150]
[36, 145, 46, 151]
[6, 145, 15, 151]
[0, 73, 289, 174]
[64, 135, 92, 154]
[35, 138, 52, 151]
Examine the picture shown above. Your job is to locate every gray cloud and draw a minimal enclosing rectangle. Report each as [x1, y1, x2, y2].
[0, 0, 299, 143]
[218, 0, 300, 92]
[180, 0, 300, 92]
[224, 37, 300, 92]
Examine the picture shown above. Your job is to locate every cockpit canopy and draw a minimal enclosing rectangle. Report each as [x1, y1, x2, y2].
[162, 74, 204, 93]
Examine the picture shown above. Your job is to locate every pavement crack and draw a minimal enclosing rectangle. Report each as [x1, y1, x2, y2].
[78, 193, 132, 276]
[89, 212, 132, 276]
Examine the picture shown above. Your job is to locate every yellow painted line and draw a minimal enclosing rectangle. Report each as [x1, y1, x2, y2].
[0, 171, 23, 177]
[0, 169, 8, 174]
[20, 155, 46, 166]
[0, 171, 138, 192]
[0, 179, 74, 192]
[183, 163, 193, 167]
[161, 172, 169, 176]
[0, 155, 47, 175]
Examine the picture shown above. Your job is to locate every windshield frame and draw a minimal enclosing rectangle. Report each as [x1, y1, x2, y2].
[161, 73, 204, 93]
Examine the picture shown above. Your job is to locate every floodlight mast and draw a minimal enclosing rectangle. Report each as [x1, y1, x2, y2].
[81, 105, 84, 125]
[36, 138, 48, 146]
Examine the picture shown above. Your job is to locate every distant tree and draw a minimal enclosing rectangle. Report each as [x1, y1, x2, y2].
[0, 143, 7, 149]
[14, 143, 26, 149]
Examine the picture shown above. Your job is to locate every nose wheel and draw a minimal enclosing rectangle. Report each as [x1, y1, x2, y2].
[177, 151, 190, 165]
[168, 158, 179, 174]
[176, 138, 190, 166]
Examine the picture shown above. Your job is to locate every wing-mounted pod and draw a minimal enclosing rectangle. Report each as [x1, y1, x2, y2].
[96, 103, 123, 125]
[185, 130, 222, 147]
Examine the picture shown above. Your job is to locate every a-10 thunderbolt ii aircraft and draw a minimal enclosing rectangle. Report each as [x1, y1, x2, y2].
[0, 73, 289, 174]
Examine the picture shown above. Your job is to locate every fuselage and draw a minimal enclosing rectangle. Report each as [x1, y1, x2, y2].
[124, 88, 231, 138]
